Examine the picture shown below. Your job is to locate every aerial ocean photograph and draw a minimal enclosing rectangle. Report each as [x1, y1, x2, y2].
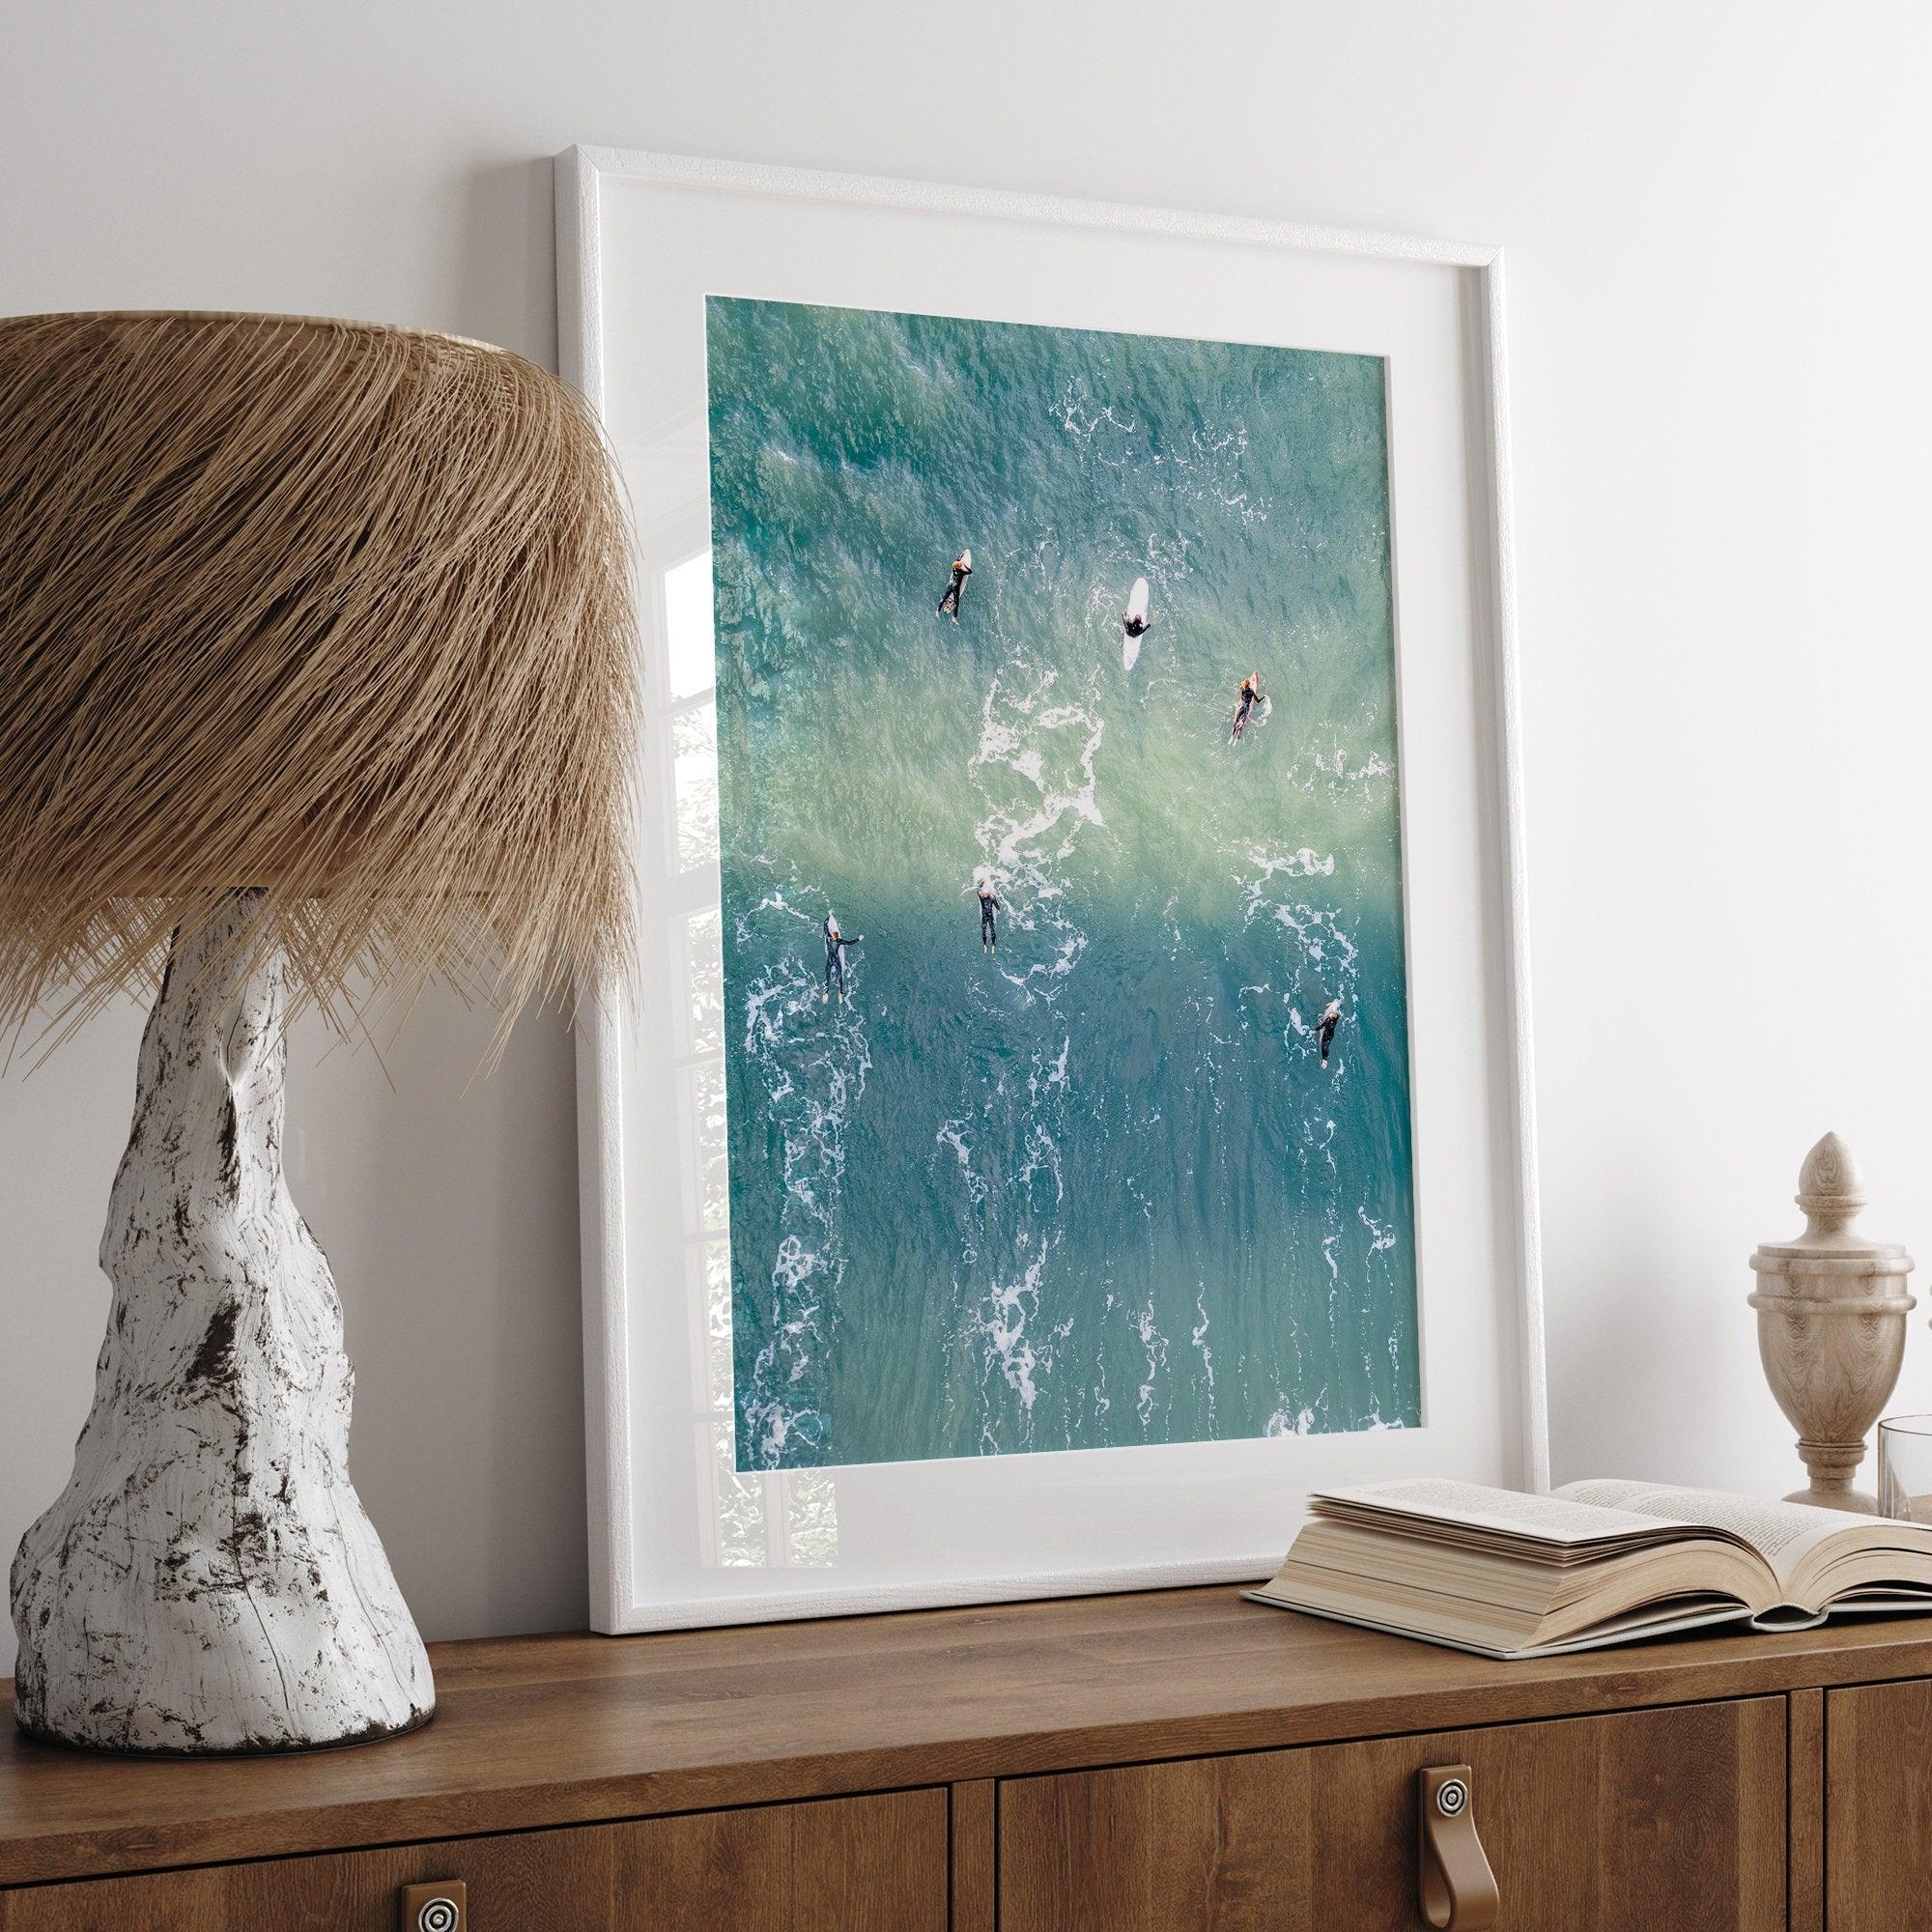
[705, 293, 1419, 1471]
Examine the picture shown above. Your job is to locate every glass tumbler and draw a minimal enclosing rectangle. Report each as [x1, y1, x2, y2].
[1877, 1415, 1932, 1521]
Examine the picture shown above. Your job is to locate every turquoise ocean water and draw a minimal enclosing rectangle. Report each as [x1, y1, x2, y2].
[707, 296, 1418, 1471]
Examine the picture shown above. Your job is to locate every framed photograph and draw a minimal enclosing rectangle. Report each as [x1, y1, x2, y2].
[557, 146, 1547, 1633]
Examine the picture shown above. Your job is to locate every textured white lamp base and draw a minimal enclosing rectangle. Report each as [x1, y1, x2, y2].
[10, 895, 434, 1753]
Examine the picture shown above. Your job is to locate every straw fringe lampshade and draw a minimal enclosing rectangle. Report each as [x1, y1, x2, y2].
[0, 313, 639, 1753]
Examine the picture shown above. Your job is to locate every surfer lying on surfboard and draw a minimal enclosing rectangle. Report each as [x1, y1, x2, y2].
[937, 550, 973, 619]
[1232, 672, 1263, 742]
[1318, 996, 1345, 1069]
[822, 912, 863, 1001]
[1122, 578, 1151, 670]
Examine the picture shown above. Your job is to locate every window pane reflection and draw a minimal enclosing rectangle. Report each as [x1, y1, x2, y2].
[676, 908, 724, 1061]
[782, 1471, 838, 1567]
[655, 550, 838, 1579]
[664, 549, 715, 701]
[686, 1059, 728, 1236]
[708, 1418, 766, 1567]
[671, 701, 719, 872]
[701, 1240, 733, 1413]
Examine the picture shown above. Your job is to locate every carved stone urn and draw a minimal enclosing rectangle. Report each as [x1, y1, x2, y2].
[1748, 1132, 1915, 1513]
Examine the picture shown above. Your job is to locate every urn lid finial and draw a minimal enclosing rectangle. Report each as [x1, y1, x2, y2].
[1751, 1130, 1912, 1272]
[1797, 1130, 1866, 1225]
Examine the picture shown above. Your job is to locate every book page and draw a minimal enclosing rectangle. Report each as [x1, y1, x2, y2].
[1554, 1481, 1852, 1578]
[1314, 1478, 1682, 1547]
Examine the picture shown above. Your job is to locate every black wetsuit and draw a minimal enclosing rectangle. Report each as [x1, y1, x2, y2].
[978, 890, 999, 951]
[1318, 1007, 1342, 1066]
[1234, 683, 1259, 738]
[1124, 614, 1150, 638]
[824, 922, 857, 994]
[938, 560, 971, 616]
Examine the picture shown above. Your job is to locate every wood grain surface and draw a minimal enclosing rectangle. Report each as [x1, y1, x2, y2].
[6, 1586, 1932, 1888]
[1826, 1676, 1932, 1930]
[949, 1779, 995, 1932]
[1787, 1688, 1824, 1932]
[1001, 1697, 1786, 1930]
[0, 1789, 944, 1931]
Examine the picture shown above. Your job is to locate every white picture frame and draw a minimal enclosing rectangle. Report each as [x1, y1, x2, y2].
[557, 144, 1548, 1634]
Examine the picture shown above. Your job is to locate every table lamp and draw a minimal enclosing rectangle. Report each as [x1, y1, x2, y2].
[0, 312, 638, 1753]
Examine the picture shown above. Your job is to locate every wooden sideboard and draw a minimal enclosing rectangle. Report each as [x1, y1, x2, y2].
[6, 1585, 1932, 1928]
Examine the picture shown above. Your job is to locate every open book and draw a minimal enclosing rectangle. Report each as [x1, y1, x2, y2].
[1246, 1477, 1932, 1659]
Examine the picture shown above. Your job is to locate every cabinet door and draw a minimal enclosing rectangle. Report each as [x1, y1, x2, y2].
[1001, 1697, 1785, 1931]
[1826, 1678, 1932, 1930]
[0, 1787, 946, 1932]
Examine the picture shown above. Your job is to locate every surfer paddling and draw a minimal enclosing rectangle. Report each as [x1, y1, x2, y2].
[966, 874, 1000, 952]
[1317, 996, 1344, 1069]
[937, 549, 973, 620]
[822, 912, 862, 1002]
[1232, 671, 1263, 742]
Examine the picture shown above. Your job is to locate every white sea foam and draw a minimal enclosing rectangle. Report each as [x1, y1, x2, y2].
[935, 1120, 987, 1208]
[1135, 1300, 1169, 1435]
[968, 662, 1106, 1011]
[1054, 385, 1139, 468]
[735, 870, 874, 1470]
[1237, 848, 1340, 935]
[1239, 843, 1336, 898]
[980, 1239, 1050, 1418]
[1027, 1037, 1071, 1107]
[1264, 901, 1359, 977]
[1191, 1284, 1216, 1428]
[1358, 1207, 1397, 1254]
[1265, 1405, 1321, 1437]
[1016, 1119, 1065, 1206]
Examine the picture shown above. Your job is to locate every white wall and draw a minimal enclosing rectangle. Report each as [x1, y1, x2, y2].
[6, 0, 1932, 1676]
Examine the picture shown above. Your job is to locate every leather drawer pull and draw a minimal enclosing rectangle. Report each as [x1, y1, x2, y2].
[1417, 1765, 1499, 1930]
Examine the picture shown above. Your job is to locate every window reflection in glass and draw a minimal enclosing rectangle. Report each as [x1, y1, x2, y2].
[653, 549, 838, 1577]
[701, 1240, 733, 1413]
[708, 1418, 767, 1567]
[685, 1059, 727, 1236]
[675, 907, 724, 1061]
[670, 701, 719, 873]
[664, 549, 715, 702]
[782, 1472, 839, 1567]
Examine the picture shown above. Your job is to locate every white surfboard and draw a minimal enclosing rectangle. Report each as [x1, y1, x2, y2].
[1122, 577, 1150, 670]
